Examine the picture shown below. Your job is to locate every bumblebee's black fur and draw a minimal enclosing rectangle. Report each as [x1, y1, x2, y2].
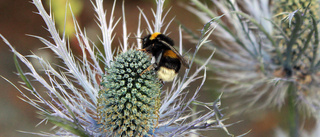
[158, 53, 181, 73]
[142, 33, 181, 72]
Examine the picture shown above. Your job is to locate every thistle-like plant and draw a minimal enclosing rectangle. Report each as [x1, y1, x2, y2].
[1, 0, 233, 136]
[184, 0, 320, 136]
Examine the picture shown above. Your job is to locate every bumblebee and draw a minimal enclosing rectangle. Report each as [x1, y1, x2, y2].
[141, 32, 189, 82]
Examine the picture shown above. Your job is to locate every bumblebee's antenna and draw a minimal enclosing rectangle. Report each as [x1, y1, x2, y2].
[128, 37, 142, 39]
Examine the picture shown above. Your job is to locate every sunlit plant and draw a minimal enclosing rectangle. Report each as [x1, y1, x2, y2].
[1, 0, 233, 136]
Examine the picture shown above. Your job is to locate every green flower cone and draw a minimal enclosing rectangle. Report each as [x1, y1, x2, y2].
[97, 50, 161, 137]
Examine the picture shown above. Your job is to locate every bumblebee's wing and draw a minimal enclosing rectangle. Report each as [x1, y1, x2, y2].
[159, 40, 190, 69]
[155, 49, 163, 65]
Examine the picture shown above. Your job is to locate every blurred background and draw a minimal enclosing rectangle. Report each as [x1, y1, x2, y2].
[0, 0, 316, 137]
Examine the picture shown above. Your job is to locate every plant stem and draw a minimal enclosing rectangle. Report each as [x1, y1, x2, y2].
[288, 82, 299, 137]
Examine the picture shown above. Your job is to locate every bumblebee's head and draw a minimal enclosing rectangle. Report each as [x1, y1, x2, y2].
[149, 32, 162, 40]
[142, 32, 161, 49]
[142, 34, 152, 49]
[142, 32, 174, 49]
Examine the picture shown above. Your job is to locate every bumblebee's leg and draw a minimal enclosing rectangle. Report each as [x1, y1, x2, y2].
[137, 44, 154, 52]
[159, 80, 164, 86]
[139, 49, 163, 76]
[137, 48, 147, 52]
[139, 63, 157, 76]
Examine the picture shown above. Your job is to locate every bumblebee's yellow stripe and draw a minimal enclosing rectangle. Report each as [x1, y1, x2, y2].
[164, 50, 178, 58]
[150, 32, 161, 40]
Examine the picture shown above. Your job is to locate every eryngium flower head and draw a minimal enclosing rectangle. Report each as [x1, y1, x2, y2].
[185, 0, 320, 116]
[97, 50, 161, 136]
